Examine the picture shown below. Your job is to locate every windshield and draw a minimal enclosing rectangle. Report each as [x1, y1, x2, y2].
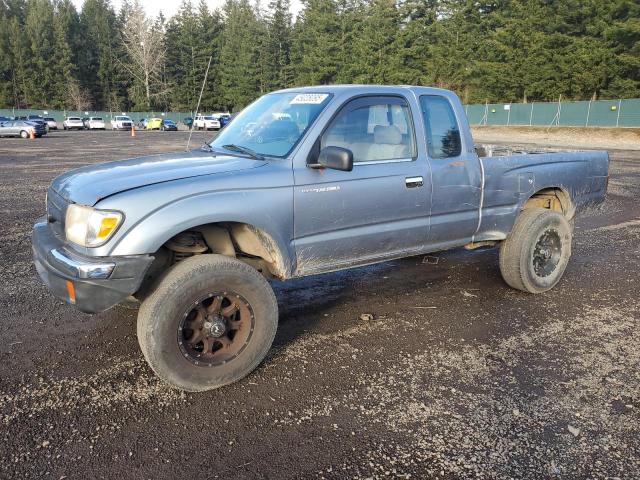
[68, 117, 80, 120]
[210, 92, 332, 157]
[92, 117, 103, 121]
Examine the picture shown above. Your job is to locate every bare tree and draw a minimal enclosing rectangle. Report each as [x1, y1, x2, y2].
[120, 0, 167, 109]
[67, 79, 92, 110]
[107, 91, 122, 113]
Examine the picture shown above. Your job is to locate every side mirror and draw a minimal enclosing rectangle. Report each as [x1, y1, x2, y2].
[315, 146, 354, 172]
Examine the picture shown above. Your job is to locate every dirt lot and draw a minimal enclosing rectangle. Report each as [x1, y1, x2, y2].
[0, 130, 639, 479]
[472, 125, 640, 150]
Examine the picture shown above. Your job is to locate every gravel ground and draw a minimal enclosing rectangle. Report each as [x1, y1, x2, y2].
[472, 126, 640, 150]
[0, 130, 638, 479]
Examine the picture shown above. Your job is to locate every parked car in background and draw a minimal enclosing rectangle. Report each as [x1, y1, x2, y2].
[160, 119, 177, 131]
[194, 115, 220, 130]
[138, 118, 148, 129]
[145, 118, 163, 130]
[0, 116, 10, 123]
[63, 117, 85, 130]
[212, 112, 231, 129]
[84, 117, 106, 130]
[147, 118, 178, 131]
[0, 120, 45, 138]
[44, 117, 58, 130]
[219, 113, 232, 128]
[183, 117, 193, 128]
[111, 115, 133, 130]
[27, 115, 49, 132]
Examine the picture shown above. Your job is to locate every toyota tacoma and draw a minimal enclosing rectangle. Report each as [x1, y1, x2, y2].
[32, 86, 609, 391]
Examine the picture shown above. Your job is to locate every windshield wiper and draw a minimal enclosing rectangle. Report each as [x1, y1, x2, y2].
[222, 144, 264, 160]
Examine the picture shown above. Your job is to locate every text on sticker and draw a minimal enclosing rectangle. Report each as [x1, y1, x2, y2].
[290, 94, 329, 105]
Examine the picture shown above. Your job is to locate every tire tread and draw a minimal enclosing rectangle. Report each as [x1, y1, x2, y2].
[137, 254, 277, 392]
[499, 208, 571, 294]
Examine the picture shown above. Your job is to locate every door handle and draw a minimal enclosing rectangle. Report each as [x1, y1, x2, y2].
[405, 176, 424, 188]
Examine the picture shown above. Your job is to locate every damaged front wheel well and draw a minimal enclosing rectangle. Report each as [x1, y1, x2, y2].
[136, 223, 287, 300]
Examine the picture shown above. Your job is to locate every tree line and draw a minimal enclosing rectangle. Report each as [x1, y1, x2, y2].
[0, 0, 638, 112]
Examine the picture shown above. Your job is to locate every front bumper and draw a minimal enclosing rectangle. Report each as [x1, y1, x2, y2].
[32, 217, 154, 313]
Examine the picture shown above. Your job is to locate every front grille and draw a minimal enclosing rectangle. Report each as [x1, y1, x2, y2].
[47, 187, 68, 238]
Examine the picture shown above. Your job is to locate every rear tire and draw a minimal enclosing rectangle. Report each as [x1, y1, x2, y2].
[499, 208, 572, 293]
[20, 130, 28, 138]
[137, 254, 278, 392]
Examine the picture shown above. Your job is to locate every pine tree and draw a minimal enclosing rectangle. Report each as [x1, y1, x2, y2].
[51, 0, 79, 108]
[0, 8, 13, 107]
[79, 0, 120, 109]
[351, 0, 400, 84]
[165, 1, 199, 110]
[261, 0, 292, 90]
[291, 0, 343, 85]
[7, 17, 29, 108]
[195, 0, 222, 110]
[24, 0, 56, 107]
[218, 0, 261, 111]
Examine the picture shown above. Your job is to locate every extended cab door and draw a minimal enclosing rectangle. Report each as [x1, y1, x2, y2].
[419, 95, 482, 247]
[293, 95, 432, 275]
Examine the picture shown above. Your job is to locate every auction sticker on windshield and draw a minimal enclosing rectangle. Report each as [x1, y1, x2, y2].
[290, 93, 329, 104]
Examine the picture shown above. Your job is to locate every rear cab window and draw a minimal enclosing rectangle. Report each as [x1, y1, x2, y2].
[419, 96, 462, 159]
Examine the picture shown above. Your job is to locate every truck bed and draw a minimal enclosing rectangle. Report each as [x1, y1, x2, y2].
[476, 144, 588, 157]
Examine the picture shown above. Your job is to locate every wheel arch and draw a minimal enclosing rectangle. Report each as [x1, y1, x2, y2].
[522, 186, 575, 220]
[145, 221, 292, 280]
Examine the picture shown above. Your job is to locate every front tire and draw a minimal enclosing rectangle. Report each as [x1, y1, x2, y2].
[20, 130, 28, 138]
[137, 254, 278, 392]
[499, 208, 572, 293]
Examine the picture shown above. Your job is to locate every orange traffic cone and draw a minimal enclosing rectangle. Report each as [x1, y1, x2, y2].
[29, 129, 35, 140]
[131, 126, 136, 137]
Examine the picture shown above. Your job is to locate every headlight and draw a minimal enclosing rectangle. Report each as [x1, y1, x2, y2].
[65, 204, 123, 247]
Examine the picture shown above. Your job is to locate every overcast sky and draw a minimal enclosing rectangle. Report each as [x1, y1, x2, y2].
[70, 0, 303, 19]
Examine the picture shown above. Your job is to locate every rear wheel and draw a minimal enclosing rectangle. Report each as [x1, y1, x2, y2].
[499, 208, 572, 293]
[137, 254, 278, 392]
[20, 130, 28, 138]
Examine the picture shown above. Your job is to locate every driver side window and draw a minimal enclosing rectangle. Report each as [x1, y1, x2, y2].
[322, 98, 416, 163]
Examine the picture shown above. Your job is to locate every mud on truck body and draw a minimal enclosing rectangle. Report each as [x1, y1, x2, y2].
[33, 85, 609, 391]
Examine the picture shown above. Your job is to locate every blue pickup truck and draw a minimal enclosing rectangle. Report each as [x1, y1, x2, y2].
[32, 85, 609, 391]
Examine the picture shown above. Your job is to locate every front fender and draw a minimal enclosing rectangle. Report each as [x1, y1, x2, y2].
[100, 187, 295, 278]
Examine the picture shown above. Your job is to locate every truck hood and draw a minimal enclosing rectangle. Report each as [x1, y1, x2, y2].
[51, 149, 267, 206]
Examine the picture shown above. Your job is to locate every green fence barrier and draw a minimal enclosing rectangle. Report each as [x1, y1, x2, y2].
[3, 99, 639, 128]
[465, 99, 640, 127]
[0, 108, 194, 124]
